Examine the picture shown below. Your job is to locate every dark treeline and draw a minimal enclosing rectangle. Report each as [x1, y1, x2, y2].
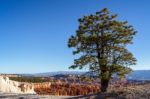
[9, 77, 52, 83]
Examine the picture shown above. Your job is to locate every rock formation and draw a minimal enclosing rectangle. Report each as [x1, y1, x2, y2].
[0, 76, 35, 94]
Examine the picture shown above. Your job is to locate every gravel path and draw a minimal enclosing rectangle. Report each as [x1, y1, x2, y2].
[0, 93, 76, 99]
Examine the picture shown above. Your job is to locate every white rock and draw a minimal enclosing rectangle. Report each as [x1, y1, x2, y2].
[0, 76, 35, 94]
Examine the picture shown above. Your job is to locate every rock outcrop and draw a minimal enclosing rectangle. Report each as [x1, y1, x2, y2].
[34, 82, 51, 89]
[0, 76, 35, 94]
[34, 82, 100, 95]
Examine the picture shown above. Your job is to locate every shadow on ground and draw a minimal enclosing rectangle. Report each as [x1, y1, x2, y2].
[66, 93, 126, 99]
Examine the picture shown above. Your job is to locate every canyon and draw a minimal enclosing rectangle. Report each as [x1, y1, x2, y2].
[0, 76, 35, 94]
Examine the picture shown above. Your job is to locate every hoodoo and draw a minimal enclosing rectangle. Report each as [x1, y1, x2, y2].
[0, 76, 35, 94]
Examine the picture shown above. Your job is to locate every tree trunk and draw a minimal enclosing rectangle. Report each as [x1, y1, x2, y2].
[100, 78, 109, 92]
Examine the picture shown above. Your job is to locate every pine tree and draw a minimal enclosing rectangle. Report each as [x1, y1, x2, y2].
[68, 8, 137, 92]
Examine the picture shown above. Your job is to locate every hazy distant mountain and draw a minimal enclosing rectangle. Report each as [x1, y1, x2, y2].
[21, 70, 150, 80]
[21, 71, 85, 77]
[126, 70, 150, 80]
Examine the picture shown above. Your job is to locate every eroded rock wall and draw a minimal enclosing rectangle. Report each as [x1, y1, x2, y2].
[0, 76, 35, 94]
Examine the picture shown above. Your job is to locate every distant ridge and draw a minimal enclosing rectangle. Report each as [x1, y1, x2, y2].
[127, 70, 150, 80]
[21, 71, 85, 77]
[35, 71, 85, 76]
[20, 70, 150, 80]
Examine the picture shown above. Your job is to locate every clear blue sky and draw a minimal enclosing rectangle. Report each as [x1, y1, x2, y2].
[0, 0, 149, 73]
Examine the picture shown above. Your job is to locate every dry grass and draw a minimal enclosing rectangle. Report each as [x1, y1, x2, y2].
[93, 84, 150, 99]
[116, 84, 150, 99]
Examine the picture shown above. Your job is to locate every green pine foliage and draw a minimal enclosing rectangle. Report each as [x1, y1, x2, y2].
[68, 8, 137, 92]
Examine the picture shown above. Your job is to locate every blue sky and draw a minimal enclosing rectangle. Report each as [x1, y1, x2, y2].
[0, 0, 149, 73]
